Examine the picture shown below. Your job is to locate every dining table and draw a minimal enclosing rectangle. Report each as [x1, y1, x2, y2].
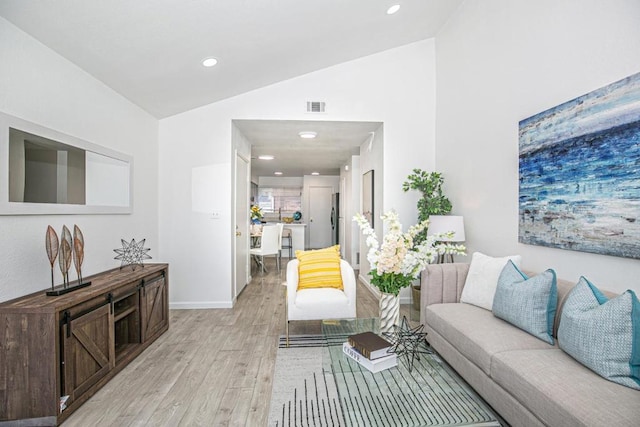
[250, 225, 267, 272]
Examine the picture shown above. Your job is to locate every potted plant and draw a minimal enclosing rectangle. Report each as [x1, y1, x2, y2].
[402, 169, 453, 310]
[354, 211, 464, 332]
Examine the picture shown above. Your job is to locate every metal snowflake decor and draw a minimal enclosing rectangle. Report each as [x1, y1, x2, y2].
[114, 238, 152, 270]
[383, 316, 431, 372]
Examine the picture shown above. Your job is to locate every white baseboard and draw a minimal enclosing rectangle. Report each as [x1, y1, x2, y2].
[169, 301, 233, 309]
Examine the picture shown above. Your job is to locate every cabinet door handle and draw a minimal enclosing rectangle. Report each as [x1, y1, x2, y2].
[62, 310, 72, 338]
[107, 293, 114, 314]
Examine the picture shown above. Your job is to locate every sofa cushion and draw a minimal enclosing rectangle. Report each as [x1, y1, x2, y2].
[293, 288, 349, 319]
[492, 261, 557, 345]
[460, 252, 522, 310]
[425, 303, 555, 376]
[558, 277, 640, 390]
[491, 349, 640, 427]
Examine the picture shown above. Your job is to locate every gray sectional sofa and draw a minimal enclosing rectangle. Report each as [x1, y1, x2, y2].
[420, 263, 640, 427]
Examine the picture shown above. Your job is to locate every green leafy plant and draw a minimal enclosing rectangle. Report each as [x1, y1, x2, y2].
[402, 169, 452, 244]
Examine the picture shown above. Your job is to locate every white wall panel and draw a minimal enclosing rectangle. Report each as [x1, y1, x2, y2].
[435, 0, 640, 293]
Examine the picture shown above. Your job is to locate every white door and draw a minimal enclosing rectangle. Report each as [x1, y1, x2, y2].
[309, 186, 333, 249]
[234, 152, 250, 297]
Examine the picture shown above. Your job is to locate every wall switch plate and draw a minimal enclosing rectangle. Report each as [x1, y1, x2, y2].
[211, 210, 221, 219]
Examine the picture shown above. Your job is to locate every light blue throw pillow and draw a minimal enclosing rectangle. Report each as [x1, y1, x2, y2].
[492, 260, 557, 345]
[558, 277, 640, 390]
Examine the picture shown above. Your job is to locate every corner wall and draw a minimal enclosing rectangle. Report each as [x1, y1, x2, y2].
[0, 17, 159, 302]
[159, 40, 436, 307]
[435, 0, 640, 293]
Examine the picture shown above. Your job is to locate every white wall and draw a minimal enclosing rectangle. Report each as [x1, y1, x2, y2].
[159, 39, 436, 307]
[0, 18, 159, 302]
[435, 0, 640, 293]
[258, 176, 304, 188]
[340, 155, 361, 267]
[358, 125, 384, 287]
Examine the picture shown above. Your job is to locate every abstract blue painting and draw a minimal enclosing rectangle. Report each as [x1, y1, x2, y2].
[519, 72, 640, 259]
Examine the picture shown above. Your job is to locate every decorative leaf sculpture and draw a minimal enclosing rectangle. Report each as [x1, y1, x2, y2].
[61, 225, 73, 286]
[73, 225, 85, 284]
[59, 238, 72, 287]
[73, 238, 84, 285]
[45, 226, 59, 290]
[61, 225, 72, 254]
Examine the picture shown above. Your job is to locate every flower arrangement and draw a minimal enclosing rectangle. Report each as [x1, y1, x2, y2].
[250, 205, 263, 223]
[354, 211, 466, 296]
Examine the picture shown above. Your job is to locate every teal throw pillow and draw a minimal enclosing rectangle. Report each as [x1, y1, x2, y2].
[492, 261, 557, 345]
[558, 277, 640, 390]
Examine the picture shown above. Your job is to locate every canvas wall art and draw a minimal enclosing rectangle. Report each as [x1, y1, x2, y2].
[519, 72, 640, 259]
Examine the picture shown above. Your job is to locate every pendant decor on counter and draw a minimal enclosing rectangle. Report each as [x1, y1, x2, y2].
[379, 292, 400, 334]
[114, 238, 152, 270]
[45, 224, 91, 296]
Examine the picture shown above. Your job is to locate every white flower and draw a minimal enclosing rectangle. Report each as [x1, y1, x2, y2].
[354, 210, 466, 281]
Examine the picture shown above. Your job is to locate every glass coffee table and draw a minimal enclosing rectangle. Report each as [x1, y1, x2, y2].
[321, 318, 502, 426]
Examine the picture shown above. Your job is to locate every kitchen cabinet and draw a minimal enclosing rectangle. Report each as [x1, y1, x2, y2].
[0, 263, 169, 426]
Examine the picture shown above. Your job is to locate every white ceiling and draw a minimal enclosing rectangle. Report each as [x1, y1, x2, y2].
[0, 1, 461, 177]
[0, 0, 462, 119]
[235, 120, 382, 177]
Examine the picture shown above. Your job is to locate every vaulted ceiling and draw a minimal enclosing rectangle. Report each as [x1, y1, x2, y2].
[1, 1, 462, 177]
[0, 0, 462, 119]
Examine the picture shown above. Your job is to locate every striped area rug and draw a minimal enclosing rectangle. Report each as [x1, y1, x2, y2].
[269, 335, 503, 427]
[269, 335, 344, 426]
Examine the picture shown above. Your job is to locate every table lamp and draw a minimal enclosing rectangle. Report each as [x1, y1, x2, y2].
[427, 215, 465, 262]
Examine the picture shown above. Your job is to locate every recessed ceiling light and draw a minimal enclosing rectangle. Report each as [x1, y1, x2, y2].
[387, 4, 400, 15]
[274, 171, 283, 176]
[311, 172, 320, 176]
[298, 131, 317, 139]
[258, 155, 274, 160]
[202, 57, 218, 67]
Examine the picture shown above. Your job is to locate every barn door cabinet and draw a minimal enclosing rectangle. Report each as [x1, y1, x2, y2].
[0, 263, 169, 426]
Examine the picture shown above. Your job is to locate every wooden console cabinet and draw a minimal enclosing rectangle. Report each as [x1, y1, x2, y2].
[0, 263, 169, 426]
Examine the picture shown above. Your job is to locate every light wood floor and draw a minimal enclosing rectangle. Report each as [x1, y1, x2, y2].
[63, 257, 412, 426]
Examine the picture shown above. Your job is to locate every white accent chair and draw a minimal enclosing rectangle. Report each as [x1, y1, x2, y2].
[250, 225, 281, 273]
[285, 258, 357, 346]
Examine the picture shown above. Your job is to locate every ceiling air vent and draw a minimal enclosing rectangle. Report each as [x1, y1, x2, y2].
[306, 101, 326, 113]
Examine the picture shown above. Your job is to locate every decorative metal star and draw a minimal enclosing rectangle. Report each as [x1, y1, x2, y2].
[383, 316, 431, 372]
[114, 238, 152, 270]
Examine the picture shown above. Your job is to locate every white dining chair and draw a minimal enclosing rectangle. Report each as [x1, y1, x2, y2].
[250, 225, 281, 273]
[276, 223, 285, 267]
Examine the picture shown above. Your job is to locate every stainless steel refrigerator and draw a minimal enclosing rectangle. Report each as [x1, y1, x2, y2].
[331, 193, 340, 246]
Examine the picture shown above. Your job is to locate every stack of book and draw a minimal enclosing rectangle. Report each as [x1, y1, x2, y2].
[342, 331, 397, 373]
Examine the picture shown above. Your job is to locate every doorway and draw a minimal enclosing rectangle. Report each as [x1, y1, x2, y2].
[234, 151, 250, 298]
[231, 119, 383, 301]
[308, 185, 333, 249]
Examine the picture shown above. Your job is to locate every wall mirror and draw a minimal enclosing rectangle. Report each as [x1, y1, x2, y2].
[0, 112, 132, 214]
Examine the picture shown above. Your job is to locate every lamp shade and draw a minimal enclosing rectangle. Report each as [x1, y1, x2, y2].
[427, 215, 465, 242]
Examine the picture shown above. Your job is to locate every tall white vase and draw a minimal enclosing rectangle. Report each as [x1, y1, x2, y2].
[379, 292, 400, 334]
